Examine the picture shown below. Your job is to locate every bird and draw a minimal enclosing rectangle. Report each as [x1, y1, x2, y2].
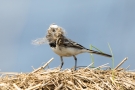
[46, 24, 112, 70]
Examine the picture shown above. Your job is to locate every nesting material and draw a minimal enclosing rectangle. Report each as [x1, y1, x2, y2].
[0, 58, 135, 90]
[32, 24, 66, 45]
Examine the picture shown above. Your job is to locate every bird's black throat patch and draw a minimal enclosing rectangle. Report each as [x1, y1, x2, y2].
[49, 42, 56, 48]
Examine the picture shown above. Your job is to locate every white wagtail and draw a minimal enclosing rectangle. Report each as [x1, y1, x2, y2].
[46, 24, 112, 70]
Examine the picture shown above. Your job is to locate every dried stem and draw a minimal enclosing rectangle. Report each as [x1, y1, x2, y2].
[31, 58, 54, 73]
[115, 57, 128, 70]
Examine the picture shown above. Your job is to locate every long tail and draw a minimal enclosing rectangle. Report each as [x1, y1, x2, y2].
[89, 49, 112, 57]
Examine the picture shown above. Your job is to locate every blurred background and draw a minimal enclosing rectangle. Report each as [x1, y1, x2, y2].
[0, 0, 135, 72]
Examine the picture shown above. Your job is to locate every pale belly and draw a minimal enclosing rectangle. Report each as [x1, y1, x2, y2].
[51, 46, 84, 57]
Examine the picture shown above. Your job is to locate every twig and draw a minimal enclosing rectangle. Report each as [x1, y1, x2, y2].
[31, 66, 35, 70]
[0, 72, 19, 78]
[84, 62, 94, 70]
[31, 58, 54, 73]
[126, 65, 130, 70]
[54, 83, 64, 90]
[25, 84, 41, 90]
[42, 58, 54, 69]
[109, 77, 119, 90]
[93, 63, 109, 70]
[13, 83, 22, 90]
[115, 57, 128, 70]
[0, 72, 19, 74]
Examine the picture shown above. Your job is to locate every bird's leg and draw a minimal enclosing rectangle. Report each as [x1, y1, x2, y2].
[60, 56, 64, 69]
[73, 55, 77, 70]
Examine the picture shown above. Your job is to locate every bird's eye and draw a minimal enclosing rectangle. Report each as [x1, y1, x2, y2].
[52, 29, 55, 32]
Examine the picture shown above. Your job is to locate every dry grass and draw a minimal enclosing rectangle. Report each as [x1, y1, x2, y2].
[0, 58, 135, 90]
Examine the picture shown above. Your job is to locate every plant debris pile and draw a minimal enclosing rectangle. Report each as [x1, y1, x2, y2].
[0, 59, 135, 90]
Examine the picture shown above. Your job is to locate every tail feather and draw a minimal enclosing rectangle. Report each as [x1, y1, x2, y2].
[89, 49, 112, 57]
